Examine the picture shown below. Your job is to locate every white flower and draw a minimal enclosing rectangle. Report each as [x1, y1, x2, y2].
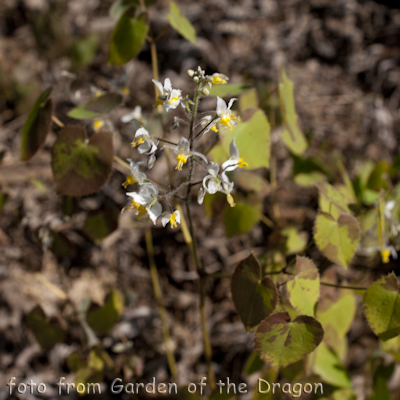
[131, 127, 158, 155]
[385, 200, 396, 219]
[209, 73, 228, 85]
[121, 106, 142, 123]
[202, 162, 221, 194]
[161, 210, 180, 228]
[122, 159, 146, 188]
[198, 161, 236, 207]
[125, 183, 162, 224]
[152, 78, 182, 112]
[162, 137, 208, 171]
[221, 138, 248, 175]
[205, 97, 239, 134]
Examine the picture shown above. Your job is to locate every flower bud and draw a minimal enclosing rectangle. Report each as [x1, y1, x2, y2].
[193, 76, 199, 83]
[202, 88, 210, 96]
[187, 69, 195, 77]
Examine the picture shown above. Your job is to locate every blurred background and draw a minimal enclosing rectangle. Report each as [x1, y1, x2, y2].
[1, 0, 400, 399]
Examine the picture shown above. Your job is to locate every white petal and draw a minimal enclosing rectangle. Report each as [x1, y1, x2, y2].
[386, 200, 396, 211]
[135, 127, 149, 139]
[147, 201, 162, 224]
[178, 137, 191, 154]
[229, 137, 240, 159]
[207, 162, 220, 177]
[190, 150, 208, 164]
[173, 210, 181, 224]
[152, 79, 164, 95]
[227, 98, 238, 110]
[138, 141, 151, 154]
[198, 187, 205, 205]
[216, 96, 227, 116]
[160, 212, 171, 227]
[148, 154, 156, 169]
[164, 78, 172, 92]
[121, 112, 135, 123]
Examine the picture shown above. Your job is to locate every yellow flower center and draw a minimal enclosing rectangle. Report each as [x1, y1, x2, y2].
[226, 194, 236, 207]
[121, 200, 147, 219]
[152, 98, 164, 108]
[381, 249, 391, 263]
[122, 174, 135, 189]
[168, 96, 180, 104]
[212, 76, 226, 84]
[170, 214, 177, 229]
[93, 119, 104, 131]
[211, 125, 218, 133]
[131, 137, 145, 148]
[122, 86, 130, 95]
[176, 152, 188, 171]
[238, 158, 248, 168]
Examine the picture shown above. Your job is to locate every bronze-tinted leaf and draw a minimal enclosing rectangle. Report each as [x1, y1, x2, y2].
[231, 253, 278, 331]
[51, 126, 113, 196]
[21, 88, 53, 161]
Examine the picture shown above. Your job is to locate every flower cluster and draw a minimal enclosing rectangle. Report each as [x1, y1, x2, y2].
[121, 68, 247, 229]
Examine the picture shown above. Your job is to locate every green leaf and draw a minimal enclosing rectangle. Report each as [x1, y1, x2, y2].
[51, 126, 114, 196]
[68, 93, 123, 119]
[278, 68, 308, 155]
[26, 306, 65, 349]
[239, 88, 259, 112]
[254, 312, 324, 369]
[310, 342, 351, 388]
[224, 195, 262, 237]
[83, 206, 120, 242]
[71, 35, 99, 69]
[21, 88, 53, 161]
[282, 228, 308, 255]
[86, 289, 124, 335]
[287, 256, 320, 316]
[367, 161, 389, 192]
[109, 11, 149, 65]
[211, 108, 270, 169]
[317, 181, 354, 214]
[0, 193, 8, 211]
[75, 367, 103, 394]
[231, 253, 278, 331]
[314, 212, 360, 269]
[109, 0, 157, 20]
[364, 273, 400, 341]
[370, 377, 391, 400]
[209, 84, 252, 98]
[235, 170, 270, 197]
[167, 1, 196, 46]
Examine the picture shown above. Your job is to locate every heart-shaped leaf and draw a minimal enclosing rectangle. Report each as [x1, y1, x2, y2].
[314, 212, 360, 268]
[231, 253, 278, 331]
[86, 289, 124, 335]
[26, 305, 65, 349]
[51, 126, 113, 196]
[21, 88, 53, 161]
[287, 256, 320, 316]
[68, 93, 123, 119]
[364, 273, 400, 341]
[254, 312, 324, 369]
[109, 11, 149, 65]
[278, 67, 307, 155]
[167, 1, 197, 46]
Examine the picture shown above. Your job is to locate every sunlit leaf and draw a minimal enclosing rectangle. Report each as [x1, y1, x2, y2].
[287, 256, 320, 316]
[21, 88, 53, 161]
[224, 195, 262, 237]
[282, 228, 308, 255]
[278, 68, 307, 155]
[254, 312, 323, 369]
[364, 273, 400, 341]
[26, 306, 65, 349]
[211, 109, 270, 169]
[83, 206, 120, 242]
[314, 212, 360, 269]
[75, 367, 103, 394]
[231, 253, 278, 331]
[51, 126, 114, 196]
[109, 11, 149, 65]
[86, 289, 124, 335]
[239, 88, 259, 112]
[310, 342, 351, 388]
[209, 84, 252, 98]
[167, 1, 196, 45]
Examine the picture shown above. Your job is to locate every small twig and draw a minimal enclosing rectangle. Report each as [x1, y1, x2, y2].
[52, 115, 65, 128]
[194, 116, 217, 140]
[155, 137, 178, 146]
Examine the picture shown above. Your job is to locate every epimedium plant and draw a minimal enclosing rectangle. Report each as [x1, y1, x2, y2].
[16, 0, 400, 399]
